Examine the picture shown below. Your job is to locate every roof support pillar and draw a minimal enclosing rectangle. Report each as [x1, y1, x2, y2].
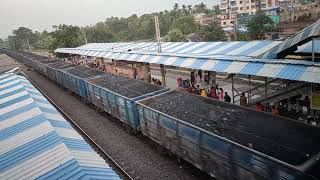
[248, 75, 252, 103]
[160, 64, 166, 87]
[208, 71, 217, 87]
[145, 63, 151, 83]
[232, 74, 235, 104]
[312, 37, 315, 62]
[265, 77, 268, 98]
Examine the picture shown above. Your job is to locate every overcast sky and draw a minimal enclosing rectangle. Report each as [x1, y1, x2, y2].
[0, 0, 218, 39]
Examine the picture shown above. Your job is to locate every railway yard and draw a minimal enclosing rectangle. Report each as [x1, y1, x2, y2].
[3, 54, 212, 180]
[1, 48, 319, 180]
[0, 0, 319, 179]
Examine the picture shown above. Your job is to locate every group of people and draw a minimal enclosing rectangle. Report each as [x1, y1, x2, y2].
[255, 102, 280, 116]
[152, 78, 162, 86]
[177, 70, 232, 103]
[192, 85, 232, 103]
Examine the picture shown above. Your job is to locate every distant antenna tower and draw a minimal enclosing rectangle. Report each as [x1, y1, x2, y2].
[154, 16, 162, 53]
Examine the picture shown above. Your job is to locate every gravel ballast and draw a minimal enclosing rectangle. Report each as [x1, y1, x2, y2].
[141, 91, 320, 166]
[24, 70, 211, 180]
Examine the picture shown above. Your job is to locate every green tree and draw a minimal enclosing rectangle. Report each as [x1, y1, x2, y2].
[167, 28, 184, 42]
[171, 15, 198, 35]
[202, 25, 224, 41]
[193, 3, 208, 14]
[0, 38, 4, 47]
[247, 15, 274, 40]
[85, 22, 115, 43]
[6, 27, 37, 50]
[182, 4, 189, 15]
[187, 5, 193, 14]
[50, 25, 84, 49]
[139, 14, 155, 40]
[172, 3, 183, 20]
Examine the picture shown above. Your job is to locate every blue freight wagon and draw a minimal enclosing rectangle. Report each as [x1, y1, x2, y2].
[45, 61, 75, 83]
[31, 59, 57, 75]
[59, 66, 105, 99]
[86, 74, 169, 130]
[137, 91, 320, 180]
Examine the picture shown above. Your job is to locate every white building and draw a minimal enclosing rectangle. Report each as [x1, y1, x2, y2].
[220, 0, 268, 28]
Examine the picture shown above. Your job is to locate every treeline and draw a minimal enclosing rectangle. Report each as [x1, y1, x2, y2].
[0, 3, 273, 52]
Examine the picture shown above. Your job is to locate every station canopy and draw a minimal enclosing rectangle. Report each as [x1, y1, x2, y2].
[295, 40, 320, 54]
[55, 20, 320, 84]
[261, 19, 320, 58]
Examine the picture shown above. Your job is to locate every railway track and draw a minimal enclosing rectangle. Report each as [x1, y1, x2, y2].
[21, 71, 134, 180]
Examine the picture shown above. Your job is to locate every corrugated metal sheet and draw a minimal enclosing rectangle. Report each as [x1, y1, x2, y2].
[56, 40, 282, 59]
[0, 73, 121, 180]
[295, 40, 320, 54]
[57, 47, 320, 83]
[262, 19, 320, 58]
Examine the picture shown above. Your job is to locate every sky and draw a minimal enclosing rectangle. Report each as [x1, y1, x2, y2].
[0, 0, 219, 39]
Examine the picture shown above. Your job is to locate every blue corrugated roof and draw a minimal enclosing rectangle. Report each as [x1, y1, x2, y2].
[0, 73, 121, 180]
[56, 40, 282, 59]
[295, 40, 320, 54]
[54, 46, 320, 83]
[262, 19, 320, 58]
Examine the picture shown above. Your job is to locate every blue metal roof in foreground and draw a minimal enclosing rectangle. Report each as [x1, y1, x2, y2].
[0, 73, 120, 180]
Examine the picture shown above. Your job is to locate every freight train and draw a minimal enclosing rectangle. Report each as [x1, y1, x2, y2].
[1, 48, 320, 180]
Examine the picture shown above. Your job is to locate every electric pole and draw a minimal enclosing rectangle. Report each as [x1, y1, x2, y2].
[26, 38, 31, 53]
[154, 16, 166, 87]
[81, 29, 88, 44]
[154, 16, 162, 53]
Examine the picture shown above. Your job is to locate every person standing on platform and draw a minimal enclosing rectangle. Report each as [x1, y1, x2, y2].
[198, 70, 202, 80]
[177, 76, 183, 88]
[219, 88, 224, 101]
[224, 92, 231, 103]
[271, 106, 279, 116]
[255, 103, 264, 111]
[195, 85, 201, 95]
[265, 103, 272, 112]
[190, 71, 195, 87]
[240, 93, 248, 107]
[209, 86, 218, 99]
[201, 89, 207, 97]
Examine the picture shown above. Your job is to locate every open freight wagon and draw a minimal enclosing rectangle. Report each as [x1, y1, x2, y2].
[58, 66, 105, 98]
[137, 91, 320, 180]
[86, 74, 169, 129]
[45, 61, 75, 83]
[29, 58, 56, 75]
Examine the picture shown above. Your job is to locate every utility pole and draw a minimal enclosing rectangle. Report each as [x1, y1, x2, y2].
[26, 38, 31, 53]
[154, 16, 166, 87]
[81, 29, 88, 44]
[234, 13, 238, 40]
[154, 16, 162, 53]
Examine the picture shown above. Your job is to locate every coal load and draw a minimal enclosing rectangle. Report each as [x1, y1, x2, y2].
[142, 91, 320, 166]
[64, 66, 104, 78]
[47, 61, 75, 69]
[37, 60, 57, 64]
[89, 74, 163, 98]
